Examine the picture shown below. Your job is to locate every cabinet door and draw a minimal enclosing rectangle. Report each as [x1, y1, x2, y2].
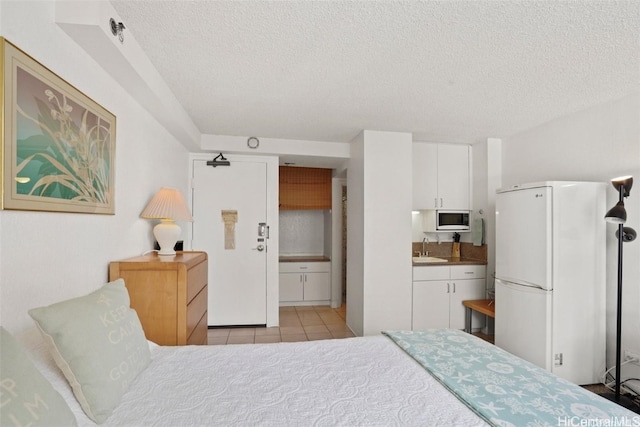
[279, 273, 303, 302]
[303, 272, 330, 301]
[437, 144, 470, 210]
[412, 143, 438, 209]
[412, 281, 450, 330]
[449, 279, 486, 330]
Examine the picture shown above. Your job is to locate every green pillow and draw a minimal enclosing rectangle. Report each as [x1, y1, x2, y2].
[28, 279, 151, 424]
[0, 326, 77, 426]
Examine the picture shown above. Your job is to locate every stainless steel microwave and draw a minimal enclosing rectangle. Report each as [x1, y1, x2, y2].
[424, 210, 470, 232]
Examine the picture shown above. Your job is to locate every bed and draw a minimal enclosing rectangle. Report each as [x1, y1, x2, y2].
[2, 280, 638, 427]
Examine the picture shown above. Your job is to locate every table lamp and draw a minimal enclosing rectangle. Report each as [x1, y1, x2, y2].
[140, 187, 193, 256]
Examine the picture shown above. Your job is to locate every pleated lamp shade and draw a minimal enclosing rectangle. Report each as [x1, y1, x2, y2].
[140, 188, 193, 255]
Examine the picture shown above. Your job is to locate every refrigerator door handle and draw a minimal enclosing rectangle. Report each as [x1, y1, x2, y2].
[495, 277, 547, 291]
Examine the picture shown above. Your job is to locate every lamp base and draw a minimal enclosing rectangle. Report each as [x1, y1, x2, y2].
[153, 221, 181, 256]
[598, 392, 640, 414]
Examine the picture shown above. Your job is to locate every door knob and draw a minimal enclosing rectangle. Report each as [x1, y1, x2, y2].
[253, 244, 265, 252]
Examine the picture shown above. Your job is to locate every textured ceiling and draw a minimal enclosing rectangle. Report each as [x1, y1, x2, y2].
[110, 0, 640, 144]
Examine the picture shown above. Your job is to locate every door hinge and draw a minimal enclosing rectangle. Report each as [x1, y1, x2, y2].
[554, 353, 563, 366]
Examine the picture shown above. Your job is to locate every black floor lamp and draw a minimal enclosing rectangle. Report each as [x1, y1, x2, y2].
[603, 175, 636, 405]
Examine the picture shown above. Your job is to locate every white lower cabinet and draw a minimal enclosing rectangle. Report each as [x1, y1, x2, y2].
[412, 265, 486, 330]
[279, 262, 330, 305]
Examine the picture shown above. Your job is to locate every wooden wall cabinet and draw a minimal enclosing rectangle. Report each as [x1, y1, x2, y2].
[109, 251, 208, 346]
[279, 166, 332, 210]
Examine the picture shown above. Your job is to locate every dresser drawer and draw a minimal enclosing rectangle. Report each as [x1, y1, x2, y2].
[187, 311, 208, 345]
[187, 259, 208, 303]
[187, 285, 208, 338]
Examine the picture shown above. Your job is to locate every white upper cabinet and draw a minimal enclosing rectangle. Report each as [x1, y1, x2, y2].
[412, 143, 438, 209]
[437, 144, 470, 210]
[412, 143, 470, 210]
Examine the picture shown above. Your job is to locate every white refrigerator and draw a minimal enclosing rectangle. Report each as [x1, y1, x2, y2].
[495, 181, 606, 385]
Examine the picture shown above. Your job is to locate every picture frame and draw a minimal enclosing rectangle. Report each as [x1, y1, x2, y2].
[1, 38, 116, 214]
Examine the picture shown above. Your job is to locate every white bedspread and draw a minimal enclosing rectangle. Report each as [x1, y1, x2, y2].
[25, 331, 489, 426]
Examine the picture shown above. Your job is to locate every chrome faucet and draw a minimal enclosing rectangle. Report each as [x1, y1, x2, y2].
[422, 237, 429, 257]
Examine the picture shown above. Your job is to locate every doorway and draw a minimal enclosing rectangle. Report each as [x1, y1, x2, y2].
[342, 185, 347, 301]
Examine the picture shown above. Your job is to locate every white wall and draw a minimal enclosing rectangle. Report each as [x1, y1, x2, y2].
[347, 130, 413, 336]
[346, 132, 365, 335]
[502, 92, 640, 390]
[472, 138, 502, 289]
[279, 210, 326, 255]
[0, 2, 190, 334]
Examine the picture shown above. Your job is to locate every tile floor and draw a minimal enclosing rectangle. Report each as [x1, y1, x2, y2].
[207, 305, 354, 345]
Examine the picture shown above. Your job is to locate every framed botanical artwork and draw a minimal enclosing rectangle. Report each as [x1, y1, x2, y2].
[1, 38, 116, 214]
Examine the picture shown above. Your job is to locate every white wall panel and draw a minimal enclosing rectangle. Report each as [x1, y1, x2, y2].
[0, 1, 189, 334]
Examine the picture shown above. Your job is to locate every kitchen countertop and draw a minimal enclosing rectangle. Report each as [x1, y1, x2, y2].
[280, 255, 483, 265]
[279, 255, 331, 263]
[412, 257, 487, 266]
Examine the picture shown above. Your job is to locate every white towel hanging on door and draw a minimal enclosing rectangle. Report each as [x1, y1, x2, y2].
[472, 218, 484, 246]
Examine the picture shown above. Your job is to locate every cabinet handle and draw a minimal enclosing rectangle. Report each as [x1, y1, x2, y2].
[447, 283, 450, 293]
[453, 282, 456, 293]
[304, 274, 307, 283]
[464, 271, 474, 275]
[440, 198, 443, 208]
[434, 198, 438, 208]
[300, 275, 303, 283]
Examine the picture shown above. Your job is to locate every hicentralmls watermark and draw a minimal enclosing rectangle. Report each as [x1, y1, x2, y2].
[557, 416, 640, 427]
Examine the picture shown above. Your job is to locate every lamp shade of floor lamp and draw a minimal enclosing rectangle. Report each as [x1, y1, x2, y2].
[603, 175, 636, 404]
[140, 188, 193, 256]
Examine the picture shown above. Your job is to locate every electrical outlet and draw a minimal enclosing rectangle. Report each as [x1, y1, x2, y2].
[624, 350, 640, 364]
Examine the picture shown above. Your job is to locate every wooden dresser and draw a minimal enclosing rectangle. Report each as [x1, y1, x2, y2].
[109, 251, 208, 346]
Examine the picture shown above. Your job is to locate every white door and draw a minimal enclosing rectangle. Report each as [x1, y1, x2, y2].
[449, 279, 486, 330]
[412, 281, 450, 330]
[192, 159, 268, 326]
[412, 142, 438, 209]
[495, 279, 552, 371]
[279, 273, 303, 302]
[303, 272, 330, 301]
[495, 186, 553, 290]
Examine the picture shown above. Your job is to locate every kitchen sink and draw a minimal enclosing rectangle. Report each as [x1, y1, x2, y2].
[412, 256, 448, 263]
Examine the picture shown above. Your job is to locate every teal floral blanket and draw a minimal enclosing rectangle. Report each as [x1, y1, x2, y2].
[383, 329, 639, 427]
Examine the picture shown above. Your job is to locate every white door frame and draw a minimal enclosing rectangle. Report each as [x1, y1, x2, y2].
[187, 153, 280, 327]
[331, 177, 346, 308]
